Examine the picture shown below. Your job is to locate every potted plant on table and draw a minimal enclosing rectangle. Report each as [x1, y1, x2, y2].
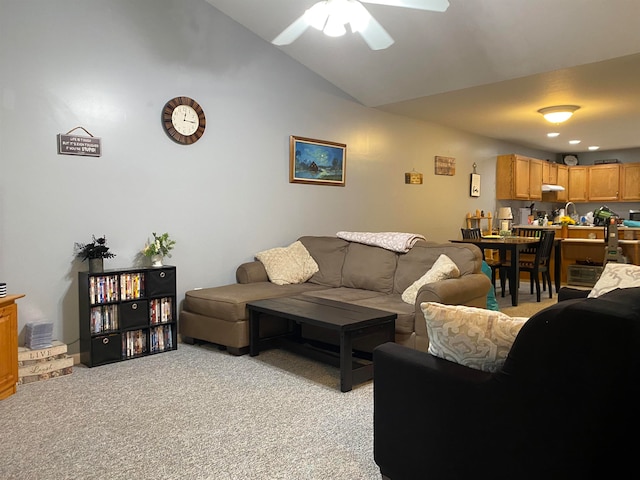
[74, 235, 116, 272]
[142, 232, 175, 267]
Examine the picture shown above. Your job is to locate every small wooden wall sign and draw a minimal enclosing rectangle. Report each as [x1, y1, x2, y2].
[434, 156, 455, 176]
[57, 127, 101, 157]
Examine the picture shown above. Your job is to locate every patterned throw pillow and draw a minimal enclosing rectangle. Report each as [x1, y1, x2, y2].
[255, 241, 319, 285]
[421, 302, 528, 373]
[401, 254, 460, 304]
[588, 263, 640, 298]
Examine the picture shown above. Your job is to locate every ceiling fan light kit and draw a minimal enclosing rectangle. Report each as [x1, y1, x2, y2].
[272, 0, 449, 50]
[537, 105, 580, 124]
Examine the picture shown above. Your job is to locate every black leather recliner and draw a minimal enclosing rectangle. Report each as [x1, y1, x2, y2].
[373, 287, 640, 480]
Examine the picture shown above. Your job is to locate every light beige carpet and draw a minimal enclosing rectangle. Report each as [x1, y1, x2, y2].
[496, 282, 559, 318]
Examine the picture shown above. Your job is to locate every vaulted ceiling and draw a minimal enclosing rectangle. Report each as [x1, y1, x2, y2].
[205, 0, 640, 153]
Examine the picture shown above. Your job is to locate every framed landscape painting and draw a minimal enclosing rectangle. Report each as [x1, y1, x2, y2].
[289, 136, 346, 186]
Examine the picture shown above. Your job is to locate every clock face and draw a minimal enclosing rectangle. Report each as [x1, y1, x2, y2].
[171, 105, 199, 136]
[162, 97, 206, 144]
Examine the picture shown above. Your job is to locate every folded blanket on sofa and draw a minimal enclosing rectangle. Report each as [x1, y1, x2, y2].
[336, 231, 426, 253]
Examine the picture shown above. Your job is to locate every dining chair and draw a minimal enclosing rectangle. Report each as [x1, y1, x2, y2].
[500, 230, 556, 302]
[460, 228, 501, 289]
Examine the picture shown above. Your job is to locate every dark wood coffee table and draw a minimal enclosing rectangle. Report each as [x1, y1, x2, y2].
[247, 296, 396, 392]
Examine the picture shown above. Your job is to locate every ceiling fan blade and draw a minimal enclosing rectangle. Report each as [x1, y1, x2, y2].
[356, 13, 394, 50]
[361, 0, 450, 12]
[272, 15, 311, 46]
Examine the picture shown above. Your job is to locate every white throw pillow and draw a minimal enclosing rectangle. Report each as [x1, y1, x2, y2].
[421, 302, 528, 373]
[588, 263, 640, 298]
[255, 241, 319, 286]
[401, 254, 460, 304]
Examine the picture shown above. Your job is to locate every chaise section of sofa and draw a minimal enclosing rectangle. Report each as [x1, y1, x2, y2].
[179, 235, 490, 355]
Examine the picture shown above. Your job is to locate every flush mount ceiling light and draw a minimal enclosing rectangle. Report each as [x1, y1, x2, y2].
[547, 132, 560, 138]
[272, 0, 450, 50]
[537, 105, 580, 124]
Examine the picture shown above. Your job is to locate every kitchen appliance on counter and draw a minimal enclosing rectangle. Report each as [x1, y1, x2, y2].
[630, 210, 640, 221]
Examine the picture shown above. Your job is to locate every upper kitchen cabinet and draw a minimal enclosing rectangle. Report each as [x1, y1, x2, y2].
[588, 164, 620, 202]
[621, 163, 640, 201]
[556, 165, 568, 202]
[496, 154, 543, 200]
[567, 166, 589, 202]
[542, 162, 558, 185]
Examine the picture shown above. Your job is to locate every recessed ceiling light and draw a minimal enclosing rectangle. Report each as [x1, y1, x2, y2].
[588, 146, 600, 151]
[547, 132, 560, 138]
[569, 140, 581, 145]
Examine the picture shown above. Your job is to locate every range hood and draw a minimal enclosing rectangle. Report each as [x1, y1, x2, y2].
[542, 184, 566, 192]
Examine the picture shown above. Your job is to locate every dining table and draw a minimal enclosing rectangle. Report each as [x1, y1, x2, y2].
[451, 235, 562, 306]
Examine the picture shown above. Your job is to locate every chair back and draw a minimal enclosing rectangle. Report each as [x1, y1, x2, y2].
[461, 227, 481, 240]
[533, 230, 555, 267]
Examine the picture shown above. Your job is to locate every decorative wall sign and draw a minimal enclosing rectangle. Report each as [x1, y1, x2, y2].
[289, 136, 346, 186]
[470, 173, 481, 197]
[434, 156, 455, 175]
[405, 170, 423, 184]
[57, 127, 101, 157]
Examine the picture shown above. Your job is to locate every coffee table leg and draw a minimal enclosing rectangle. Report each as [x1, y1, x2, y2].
[339, 331, 353, 392]
[249, 309, 260, 357]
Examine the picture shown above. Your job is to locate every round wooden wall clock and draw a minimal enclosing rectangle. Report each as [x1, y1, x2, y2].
[162, 96, 206, 145]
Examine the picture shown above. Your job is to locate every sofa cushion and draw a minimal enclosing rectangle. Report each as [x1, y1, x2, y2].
[421, 301, 527, 372]
[588, 263, 640, 298]
[255, 241, 319, 285]
[184, 282, 325, 322]
[401, 254, 460, 304]
[353, 294, 416, 335]
[298, 236, 349, 287]
[341, 242, 397, 293]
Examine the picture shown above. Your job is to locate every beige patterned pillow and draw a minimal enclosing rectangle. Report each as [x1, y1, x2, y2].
[588, 263, 640, 298]
[401, 254, 460, 304]
[421, 302, 527, 372]
[255, 241, 319, 285]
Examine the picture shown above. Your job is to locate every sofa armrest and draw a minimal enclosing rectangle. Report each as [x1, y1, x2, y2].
[373, 342, 503, 479]
[415, 273, 490, 307]
[235, 261, 269, 284]
[558, 286, 590, 302]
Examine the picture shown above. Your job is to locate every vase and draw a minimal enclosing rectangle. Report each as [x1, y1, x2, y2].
[151, 254, 164, 267]
[560, 224, 569, 239]
[89, 258, 104, 273]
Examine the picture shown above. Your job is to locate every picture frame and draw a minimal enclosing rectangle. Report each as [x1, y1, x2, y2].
[470, 173, 481, 197]
[289, 135, 346, 186]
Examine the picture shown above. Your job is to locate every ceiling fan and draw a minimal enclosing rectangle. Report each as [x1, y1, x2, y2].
[272, 0, 450, 50]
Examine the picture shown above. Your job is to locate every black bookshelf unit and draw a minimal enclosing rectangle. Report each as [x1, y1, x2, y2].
[79, 266, 177, 367]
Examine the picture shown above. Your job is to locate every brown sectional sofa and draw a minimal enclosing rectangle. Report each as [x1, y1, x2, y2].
[179, 236, 491, 355]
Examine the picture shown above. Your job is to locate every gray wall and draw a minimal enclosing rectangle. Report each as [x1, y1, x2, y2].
[0, 0, 550, 350]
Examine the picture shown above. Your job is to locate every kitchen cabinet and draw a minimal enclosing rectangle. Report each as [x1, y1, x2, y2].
[567, 166, 588, 202]
[542, 162, 558, 185]
[556, 164, 568, 202]
[496, 154, 542, 200]
[588, 164, 620, 201]
[621, 163, 640, 201]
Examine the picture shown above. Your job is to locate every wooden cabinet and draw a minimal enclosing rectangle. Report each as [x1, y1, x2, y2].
[542, 162, 558, 185]
[621, 163, 640, 201]
[79, 266, 177, 367]
[0, 295, 24, 400]
[588, 164, 620, 201]
[567, 166, 589, 202]
[496, 154, 542, 200]
[555, 165, 568, 202]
